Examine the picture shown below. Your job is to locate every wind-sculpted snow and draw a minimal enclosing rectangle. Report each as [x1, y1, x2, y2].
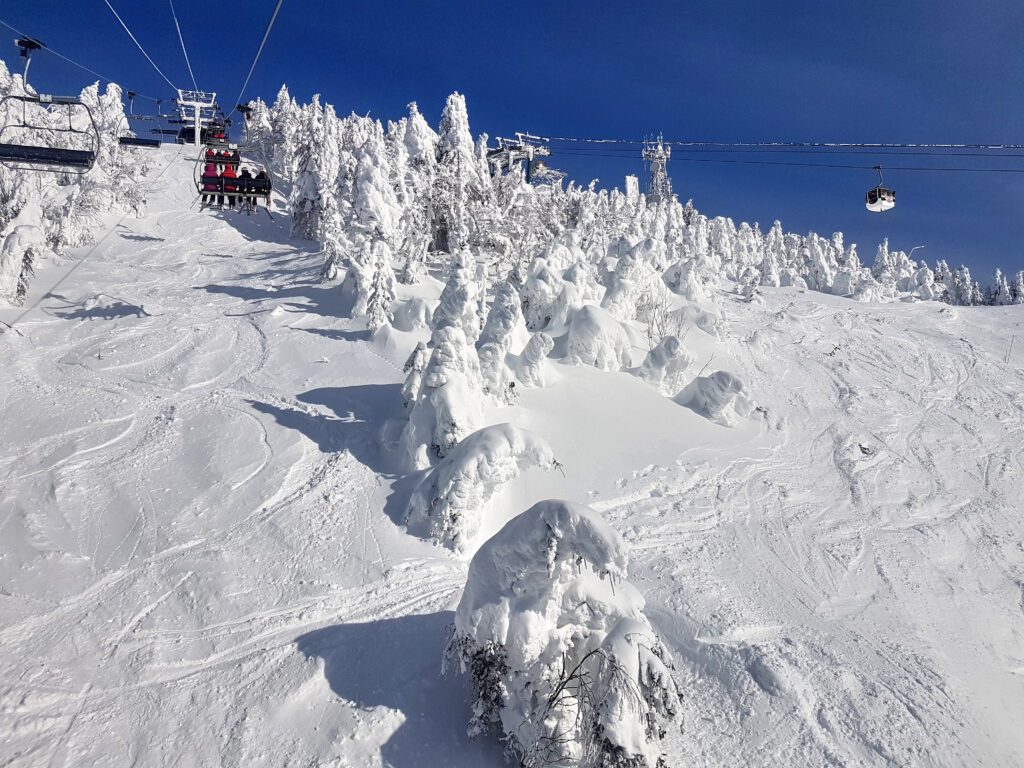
[447, 499, 681, 767]
[405, 424, 556, 553]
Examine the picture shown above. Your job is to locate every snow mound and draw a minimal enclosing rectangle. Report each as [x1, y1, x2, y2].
[567, 304, 632, 371]
[673, 370, 754, 426]
[447, 499, 680, 767]
[405, 424, 555, 553]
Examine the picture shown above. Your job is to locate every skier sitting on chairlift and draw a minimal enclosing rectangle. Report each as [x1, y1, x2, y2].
[253, 169, 270, 208]
[221, 163, 238, 208]
[200, 162, 220, 206]
[238, 168, 254, 208]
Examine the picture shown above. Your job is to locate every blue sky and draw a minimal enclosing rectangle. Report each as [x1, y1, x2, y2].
[8, 1, 1023, 277]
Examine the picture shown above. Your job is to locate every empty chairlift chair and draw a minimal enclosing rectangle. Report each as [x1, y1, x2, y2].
[0, 93, 99, 174]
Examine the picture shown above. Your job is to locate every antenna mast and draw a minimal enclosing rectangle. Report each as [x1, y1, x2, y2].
[642, 133, 673, 204]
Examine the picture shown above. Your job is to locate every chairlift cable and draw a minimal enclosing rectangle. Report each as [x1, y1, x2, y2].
[0, 17, 161, 101]
[168, 0, 198, 92]
[541, 135, 1024, 151]
[553, 151, 1024, 174]
[100, 0, 179, 92]
[226, 0, 284, 120]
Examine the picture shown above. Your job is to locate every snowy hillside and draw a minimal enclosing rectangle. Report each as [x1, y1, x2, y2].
[2, 142, 1023, 767]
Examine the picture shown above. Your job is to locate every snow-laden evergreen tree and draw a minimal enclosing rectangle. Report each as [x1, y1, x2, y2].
[401, 325, 485, 469]
[290, 96, 340, 241]
[0, 226, 52, 306]
[242, 97, 274, 159]
[270, 85, 301, 182]
[517, 331, 554, 388]
[434, 92, 485, 253]
[476, 280, 523, 403]
[433, 249, 481, 341]
[446, 499, 681, 768]
[991, 269, 1013, 306]
[365, 239, 397, 331]
[343, 122, 401, 317]
[1012, 271, 1024, 304]
[401, 341, 430, 408]
[405, 424, 555, 552]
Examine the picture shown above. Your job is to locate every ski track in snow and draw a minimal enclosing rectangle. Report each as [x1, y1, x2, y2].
[1, 147, 1023, 767]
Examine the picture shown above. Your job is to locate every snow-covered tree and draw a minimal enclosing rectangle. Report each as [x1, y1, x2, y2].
[0, 225, 51, 305]
[402, 325, 485, 469]
[290, 96, 340, 241]
[446, 499, 681, 767]
[405, 424, 555, 552]
[365, 238, 396, 331]
[517, 332, 554, 388]
[477, 281, 524, 402]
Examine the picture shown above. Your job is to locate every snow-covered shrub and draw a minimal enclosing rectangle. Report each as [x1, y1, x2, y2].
[393, 296, 433, 332]
[0, 225, 51, 305]
[446, 499, 681, 768]
[567, 305, 632, 371]
[517, 332, 554, 388]
[636, 335, 693, 395]
[402, 325, 484, 469]
[673, 370, 754, 426]
[405, 424, 555, 553]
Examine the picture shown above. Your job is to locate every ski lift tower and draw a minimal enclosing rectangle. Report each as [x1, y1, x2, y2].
[642, 133, 673, 204]
[176, 89, 218, 147]
[487, 133, 552, 183]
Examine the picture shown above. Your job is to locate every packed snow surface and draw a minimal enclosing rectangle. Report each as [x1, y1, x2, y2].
[2, 147, 1024, 767]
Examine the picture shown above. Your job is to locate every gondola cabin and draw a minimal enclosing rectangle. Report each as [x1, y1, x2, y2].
[865, 166, 895, 212]
[866, 186, 896, 213]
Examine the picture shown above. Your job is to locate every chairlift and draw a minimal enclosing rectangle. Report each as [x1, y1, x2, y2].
[194, 147, 272, 209]
[0, 93, 99, 174]
[865, 165, 895, 212]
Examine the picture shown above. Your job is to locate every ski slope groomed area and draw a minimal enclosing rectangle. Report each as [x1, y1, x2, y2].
[2, 146, 1023, 767]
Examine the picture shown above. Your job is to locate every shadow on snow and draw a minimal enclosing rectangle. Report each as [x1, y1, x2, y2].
[295, 611, 501, 768]
[246, 384, 402, 475]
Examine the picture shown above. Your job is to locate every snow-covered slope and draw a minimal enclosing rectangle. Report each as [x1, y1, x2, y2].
[1, 146, 1023, 767]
